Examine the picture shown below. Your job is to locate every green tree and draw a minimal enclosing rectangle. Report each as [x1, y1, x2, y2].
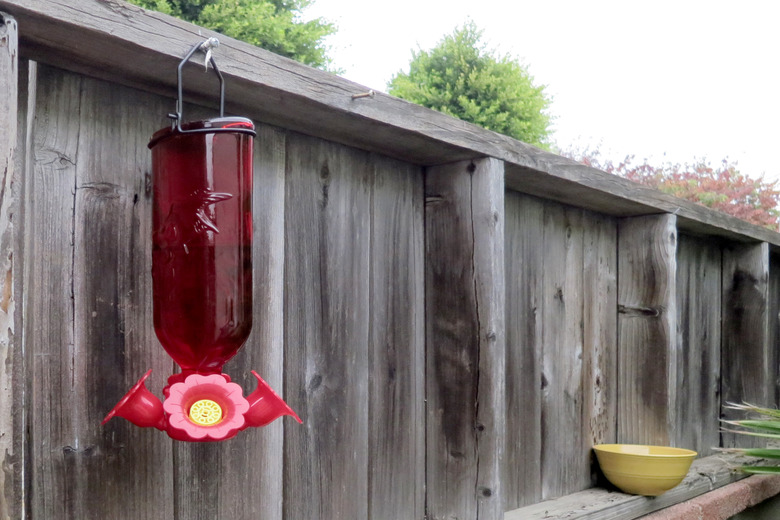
[127, 0, 336, 69]
[565, 147, 780, 229]
[388, 21, 552, 149]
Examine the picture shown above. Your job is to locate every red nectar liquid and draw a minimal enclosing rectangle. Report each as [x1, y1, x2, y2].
[149, 118, 254, 373]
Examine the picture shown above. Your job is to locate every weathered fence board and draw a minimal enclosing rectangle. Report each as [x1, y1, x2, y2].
[0, 12, 18, 520]
[540, 203, 585, 499]
[283, 134, 371, 520]
[26, 64, 86, 520]
[580, 212, 618, 477]
[675, 234, 721, 454]
[617, 214, 678, 446]
[504, 195, 617, 506]
[504, 192, 544, 509]
[721, 242, 770, 448]
[368, 156, 425, 519]
[425, 158, 505, 520]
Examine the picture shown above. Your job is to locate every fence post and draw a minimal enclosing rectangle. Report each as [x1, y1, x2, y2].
[425, 157, 506, 520]
[721, 242, 770, 447]
[0, 11, 19, 520]
[617, 214, 678, 445]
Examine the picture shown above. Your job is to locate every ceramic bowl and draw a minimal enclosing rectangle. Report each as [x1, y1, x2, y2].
[593, 444, 697, 496]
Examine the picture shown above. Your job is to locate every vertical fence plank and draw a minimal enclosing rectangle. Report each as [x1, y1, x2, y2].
[72, 72, 174, 519]
[425, 158, 505, 520]
[581, 212, 617, 479]
[617, 214, 677, 446]
[0, 12, 18, 520]
[722, 242, 770, 448]
[368, 157, 425, 519]
[675, 235, 721, 454]
[504, 192, 544, 509]
[283, 134, 371, 520]
[540, 204, 585, 499]
[26, 65, 83, 520]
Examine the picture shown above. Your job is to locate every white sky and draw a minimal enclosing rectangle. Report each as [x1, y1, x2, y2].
[305, 0, 780, 181]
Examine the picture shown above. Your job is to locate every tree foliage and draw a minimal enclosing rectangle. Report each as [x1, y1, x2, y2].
[565, 147, 780, 229]
[388, 21, 552, 149]
[127, 0, 336, 69]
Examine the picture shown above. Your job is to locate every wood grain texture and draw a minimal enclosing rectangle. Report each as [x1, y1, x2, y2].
[540, 203, 585, 499]
[425, 158, 505, 520]
[504, 192, 544, 509]
[504, 195, 617, 506]
[25, 64, 84, 520]
[539, 205, 618, 499]
[675, 235, 721, 455]
[283, 133, 371, 520]
[580, 212, 618, 478]
[617, 214, 678, 446]
[504, 454, 764, 520]
[721, 242, 770, 448]
[0, 13, 18, 520]
[368, 156, 425, 519]
[2, 0, 780, 248]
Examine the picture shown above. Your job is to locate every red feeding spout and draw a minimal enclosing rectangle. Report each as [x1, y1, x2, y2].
[102, 370, 165, 430]
[102, 39, 301, 442]
[243, 371, 303, 428]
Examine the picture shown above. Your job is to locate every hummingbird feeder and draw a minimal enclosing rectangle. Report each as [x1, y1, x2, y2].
[103, 39, 301, 441]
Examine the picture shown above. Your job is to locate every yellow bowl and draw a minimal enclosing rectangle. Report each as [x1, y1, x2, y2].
[593, 444, 697, 496]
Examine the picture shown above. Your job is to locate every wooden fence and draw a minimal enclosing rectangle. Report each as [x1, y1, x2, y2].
[1, 2, 779, 519]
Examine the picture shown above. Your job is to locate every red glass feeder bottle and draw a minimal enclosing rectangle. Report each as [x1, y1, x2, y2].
[103, 39, 301, 441]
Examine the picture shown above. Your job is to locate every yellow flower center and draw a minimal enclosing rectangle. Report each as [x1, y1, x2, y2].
[189, 399, 223, 426]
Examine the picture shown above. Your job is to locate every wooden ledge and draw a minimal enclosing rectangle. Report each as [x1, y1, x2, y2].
[504, 455, 778, 520]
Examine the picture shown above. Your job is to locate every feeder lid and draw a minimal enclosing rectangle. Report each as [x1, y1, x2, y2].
[148, 117, 256, 149]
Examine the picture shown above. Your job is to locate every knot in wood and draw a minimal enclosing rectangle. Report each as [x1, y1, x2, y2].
[618, 304, 661, 317]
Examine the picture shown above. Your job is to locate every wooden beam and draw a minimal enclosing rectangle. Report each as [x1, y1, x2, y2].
[721, 242, 770, 448]
[0, 12, 19, 520]
[425, 158, 506, 520]
[617, 214, 678, 446]
[0, 0, 779, 247]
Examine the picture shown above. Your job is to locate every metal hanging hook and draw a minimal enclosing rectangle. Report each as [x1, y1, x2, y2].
[168, 38, 256, 137]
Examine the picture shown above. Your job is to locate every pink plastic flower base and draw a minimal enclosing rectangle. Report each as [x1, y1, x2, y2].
[102, 370, 300, 442]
